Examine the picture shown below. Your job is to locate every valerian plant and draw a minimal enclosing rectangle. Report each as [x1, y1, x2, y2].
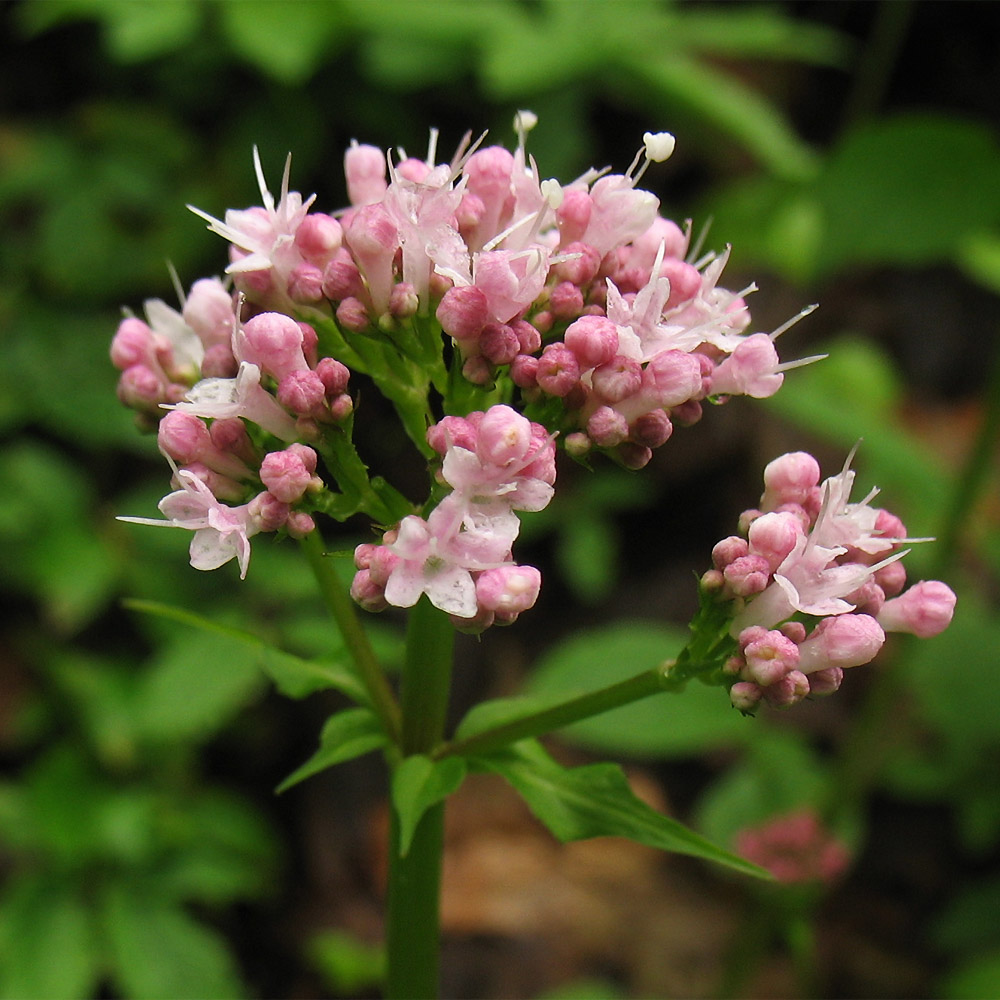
[113, 114, 956, 998]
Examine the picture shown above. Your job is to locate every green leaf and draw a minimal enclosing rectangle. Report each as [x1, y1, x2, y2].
[308, 929, 386, 996]
[135, 631, 263, 743]
[814, 115, 1000, 275]
[0, 875, 100, 1000]
[932, 874, 1000, 956]
[391, 755, 467, 857]
[277, 708, 387, 793]
[525, 623, 750, 757]
[940, 949, 1000, 1000]
[123, 598, 367, 702]
[100, 880, 245, 1000]
[958, 230, 1000, 296]
[905, 593, 1000, 748]
[478, 741, 768, 878]
[218, 0, 342, 84]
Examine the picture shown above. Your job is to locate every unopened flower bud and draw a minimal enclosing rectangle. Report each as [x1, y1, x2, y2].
[592, 355, 642, 402]
[294, 212, 343, 264]
[565, 314, 619, 369]
[587, 406, 629, 448]
[277, 370, 327, 418]
[479, 323, 520, 365]
[630, 409, 673, 449]
[877, 580, 957, 638]
[536, 343, 580, 396]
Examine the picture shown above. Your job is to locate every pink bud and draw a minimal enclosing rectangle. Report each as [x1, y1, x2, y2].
[712, 535, 749, 570]
[748, 511, 804, 571]
[475, 565, 541, 615]
[350, 568, 389, 612]
[260, 448, 315, 504]
[724, 554, 771, 597]
[389, 282, 419, 319]
[741, 628, 800, 687]
[479, 323, 520, 366]
[642, 350, 704, 408]
[730, 681, 763, 713]
[477, 405, 531, 467]
[210, 418, 256, 464]
[630, 409, 673, 449]
[158, 410, 211, 464]
[549, 281, 585, 320]
[117, 365, 165, 411]
[294, 212, 343, 265]
[110, 318, 156, 371]
[287, 263, 324, 303]
[201, 343, 238, 378]
[762, 670, 810, 709]
[316, 357, 351, 397]
[807, 666, 844, 697]
[587, 406, 629, 447]
[241, 312, 309, 381]
[592, 355, 642, 403]
[536, 343, 580, 397]
[616, 442, 652, 470]
[322, 250, 365, 301]
[336, 297, 371, 333]
[427, 415, 478, 456]
[552, 241, 603, 286]
[564, 314, 619, 369]
[285, 511, 316, 538]
[659, 258, 702, 309]
[556, 188, 593, 245]
[344, 141, 387, 206]
[247, 491, 290, 532]
[277, 370, 327, 418]
[510, 319, 542, 355]
[436, 284, 489, 341]
[797, 614, 885, 673]
[761, 452, 821, 510]
[509, 354, 539, 388]
[877, 580, 956, 638]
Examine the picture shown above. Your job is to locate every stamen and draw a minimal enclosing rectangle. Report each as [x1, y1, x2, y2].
[770, 303, 819, 341]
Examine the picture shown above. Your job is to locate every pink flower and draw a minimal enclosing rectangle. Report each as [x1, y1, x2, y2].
[118, 469, 264, 579]
[170, 362, 299, 442]
[382, 499, 519, 618]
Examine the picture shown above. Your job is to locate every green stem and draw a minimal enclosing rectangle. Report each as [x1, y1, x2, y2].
[385, 597, 456, 999]
[434, 660, 677, 761]
[386, 801, 445, 1000]
[299, 531, 401, 744]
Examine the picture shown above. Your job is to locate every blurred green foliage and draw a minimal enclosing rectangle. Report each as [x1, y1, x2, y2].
[2, 0, 999, 997]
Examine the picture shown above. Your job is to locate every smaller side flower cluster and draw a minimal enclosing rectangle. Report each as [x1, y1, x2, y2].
[351, 404, 554, 630]
[735, 809, 850, 885]
[702, 450, 956, 711]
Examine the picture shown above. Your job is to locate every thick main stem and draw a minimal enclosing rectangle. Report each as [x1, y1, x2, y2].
[386, 597, 455, 999]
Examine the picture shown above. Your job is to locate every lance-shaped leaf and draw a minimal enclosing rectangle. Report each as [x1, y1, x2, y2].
[277, 708, 387, 793]
[123, 598, 367, 702]
[391, 755, 467, 857]
[476, 741, 769, 879]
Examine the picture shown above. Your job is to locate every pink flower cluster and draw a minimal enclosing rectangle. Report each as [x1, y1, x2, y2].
[704, 450, 956, 711]
[187, 117, 811, 469]
[350, 405, 554, 630]
[113, 290, 340, 576]
[110, 118, 813, 616]
[735, 809, 850, 885]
